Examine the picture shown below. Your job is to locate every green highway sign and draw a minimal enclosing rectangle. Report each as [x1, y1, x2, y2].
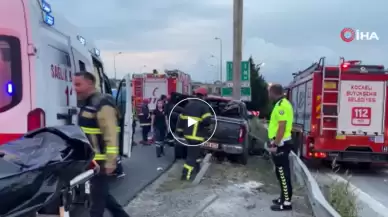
[226, 61, 250, 82]
[221, 87, 251, 101]
[224, 60, 251, 101]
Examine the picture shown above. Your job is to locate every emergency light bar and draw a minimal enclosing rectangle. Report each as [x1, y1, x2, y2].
[93, 48, 100, 56]
[341, 64, 385, 74]
[77, 35, 86, 45]
[6, 82, 13, 95]
[41, 0, 51, 13]
[43, 13, 54, 26]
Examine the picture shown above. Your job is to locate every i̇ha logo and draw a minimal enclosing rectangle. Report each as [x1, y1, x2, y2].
[340, 28, 379, 42]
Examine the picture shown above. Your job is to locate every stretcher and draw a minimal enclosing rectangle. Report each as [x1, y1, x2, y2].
[36, 166, 98, 217]
[0, 126, 96, 217]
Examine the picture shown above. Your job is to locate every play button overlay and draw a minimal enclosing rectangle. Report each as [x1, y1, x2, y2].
[168, 97, 217, 147]
[187, 117, 198, 128]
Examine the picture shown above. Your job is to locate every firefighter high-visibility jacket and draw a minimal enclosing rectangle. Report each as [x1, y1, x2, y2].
[78, 92, 120, 172]
[138, 103, 151, 126]
[176, 99, 212, 143]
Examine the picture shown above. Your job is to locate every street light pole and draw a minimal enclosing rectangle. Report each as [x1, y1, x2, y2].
[232, 0, 243, 99]
[113, 52, 122, 80]
[215, 37, 223, 82]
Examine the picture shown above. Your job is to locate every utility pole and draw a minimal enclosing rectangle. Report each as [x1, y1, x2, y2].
[232, 0, 243, 100]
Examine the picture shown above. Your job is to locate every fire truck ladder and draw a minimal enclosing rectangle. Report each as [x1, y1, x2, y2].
[319, 57, 343, 135]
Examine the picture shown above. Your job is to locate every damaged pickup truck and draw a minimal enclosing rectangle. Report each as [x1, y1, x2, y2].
[167, 93, 261, 165]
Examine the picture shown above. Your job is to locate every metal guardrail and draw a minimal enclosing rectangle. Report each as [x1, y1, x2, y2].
[289, 152, 341, 217]
[250, 118, 340, 217]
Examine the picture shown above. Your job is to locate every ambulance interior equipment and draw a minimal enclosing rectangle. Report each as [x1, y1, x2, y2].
[0, 126, 96, 217]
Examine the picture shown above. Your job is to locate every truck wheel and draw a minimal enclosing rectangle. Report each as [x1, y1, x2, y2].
[248, 138, 260, 155]
[238, 147, 249, 165]
[238, 137, 249, 165]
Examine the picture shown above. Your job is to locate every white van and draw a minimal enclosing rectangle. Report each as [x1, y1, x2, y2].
[0, 0, 118, 145]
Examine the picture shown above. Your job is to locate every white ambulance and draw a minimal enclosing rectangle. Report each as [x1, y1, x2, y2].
[0, 0, 132, 152]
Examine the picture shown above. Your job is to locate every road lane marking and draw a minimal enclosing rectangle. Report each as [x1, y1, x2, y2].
[327, 173, 388, 217]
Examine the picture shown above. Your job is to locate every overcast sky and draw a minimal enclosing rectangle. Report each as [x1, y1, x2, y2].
[48, 0, 387, 84]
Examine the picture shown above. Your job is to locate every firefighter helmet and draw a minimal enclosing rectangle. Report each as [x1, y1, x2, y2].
[194, 87, 208, 96]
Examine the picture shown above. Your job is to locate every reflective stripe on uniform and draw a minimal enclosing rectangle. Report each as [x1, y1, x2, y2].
[183, 163, 194, 180]
[179, 114, 188, 119]
[106, 145, 119, 154]
[94, 154, 106, 160]
[180, 114, 210, 141]
[81, 126, 121, 134]
[201, 113, 211, 119]
[180, 114, 211, 122]
[184, 135, 205, 141]
[140, 123, 151, 126]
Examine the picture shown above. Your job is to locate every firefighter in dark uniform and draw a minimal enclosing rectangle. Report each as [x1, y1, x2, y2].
[74, 71, 130, 217]
[176, 87, 212, 181]
[267, 84, 294, 211]
[138, 99, 151, 145]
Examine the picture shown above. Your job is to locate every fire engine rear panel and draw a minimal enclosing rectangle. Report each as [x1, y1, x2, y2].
[337, 80, 385, 136]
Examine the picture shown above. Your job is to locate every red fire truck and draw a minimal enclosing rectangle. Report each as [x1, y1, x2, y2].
[132, 70, 191, 112]
[287, 57, 388, 167]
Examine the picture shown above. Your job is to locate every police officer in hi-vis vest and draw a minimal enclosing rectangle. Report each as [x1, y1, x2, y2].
[74, 71, 130, 217]
[267, 83, 294, 212]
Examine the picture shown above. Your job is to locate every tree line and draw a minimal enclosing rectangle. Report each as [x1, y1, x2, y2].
[245, 57, 271, 118]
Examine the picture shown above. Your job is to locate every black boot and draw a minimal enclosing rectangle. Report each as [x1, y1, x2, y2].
[270, 202, 292, 211]
[156, 143, 162, 158]
[161, 144, 165, 156]
[272, 198, 282, 205]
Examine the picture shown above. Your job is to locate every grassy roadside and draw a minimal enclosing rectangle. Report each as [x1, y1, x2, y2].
[321, 161, 359, 217]
[327, 178, 358, 217]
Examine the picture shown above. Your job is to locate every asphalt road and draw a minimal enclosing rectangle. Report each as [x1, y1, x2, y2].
[71, 130, 175, 216]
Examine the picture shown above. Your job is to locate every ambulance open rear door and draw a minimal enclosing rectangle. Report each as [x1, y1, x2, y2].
[115, 74, 133, 158]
